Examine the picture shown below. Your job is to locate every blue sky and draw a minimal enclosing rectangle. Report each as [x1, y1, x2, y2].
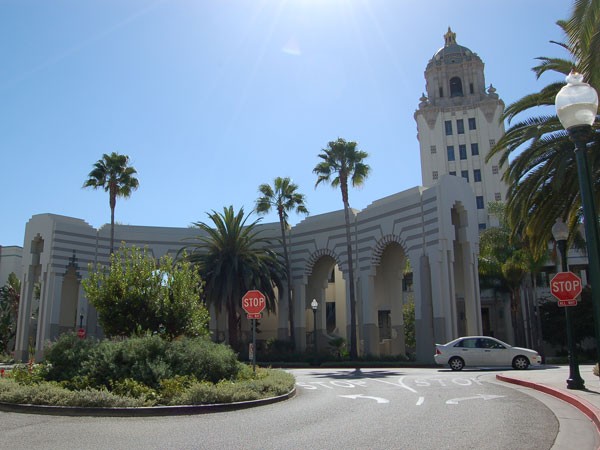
[1, 0, 571, 247]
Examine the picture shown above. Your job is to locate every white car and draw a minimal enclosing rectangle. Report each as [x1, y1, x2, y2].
[434, 336, 542, 371]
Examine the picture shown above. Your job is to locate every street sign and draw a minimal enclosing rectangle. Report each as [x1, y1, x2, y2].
[242, 290, 266, 315]
[550, 271, 582, 306]
[246, 313, 262, 319]
[77, 328, 86, 339]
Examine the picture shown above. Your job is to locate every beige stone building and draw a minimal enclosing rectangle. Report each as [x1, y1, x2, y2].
[14, 176, 481, 364]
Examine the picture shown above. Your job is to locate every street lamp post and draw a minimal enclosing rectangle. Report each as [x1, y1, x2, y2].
[311, 299, 318, 357]
[552, 218, 585, 390]
[555, 72, 600, 370]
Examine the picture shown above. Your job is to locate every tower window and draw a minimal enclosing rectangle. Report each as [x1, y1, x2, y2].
[492, 165, 499, 175]
[432, 171, 438, 180]
[489, 139, 496, 146]
[430, 145, 437, 154]
[468, 118, 476, 130]
[447, 146, 455, 161]
[445, 120, 453, 135]
[476, 196, 484, 209]
[471, 143, 479, 156]
[457, 119, 465, 134]
[459, 144, 467, 160]
[474, 169, 482, 182]
[450, 77, 464, 97]
[461, 170, 469, 181]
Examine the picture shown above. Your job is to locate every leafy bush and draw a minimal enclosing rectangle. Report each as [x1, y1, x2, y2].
[0, 379, 145, 407]
[165, 337, 240, 383]
[82, 246, 209, 338]
[44, 332, 96, 382]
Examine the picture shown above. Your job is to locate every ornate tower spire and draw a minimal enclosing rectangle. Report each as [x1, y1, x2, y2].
[444, 27, 457, 47]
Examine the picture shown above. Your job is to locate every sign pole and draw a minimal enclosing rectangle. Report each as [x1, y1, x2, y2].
[252, 318, 257, 374]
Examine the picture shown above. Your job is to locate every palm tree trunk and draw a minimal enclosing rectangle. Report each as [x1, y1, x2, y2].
[279, 215, 295, 349]
[341, 182, 358, 359]
[109, 187, 116, 255]
[228, 299, 240, 351]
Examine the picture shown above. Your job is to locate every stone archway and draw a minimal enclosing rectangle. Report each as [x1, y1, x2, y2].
[304, 250, 346, 354]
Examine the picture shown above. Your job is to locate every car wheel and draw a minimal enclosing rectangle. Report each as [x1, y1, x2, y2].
[448, 356, 465, 371]
[512, 356, 530, 370]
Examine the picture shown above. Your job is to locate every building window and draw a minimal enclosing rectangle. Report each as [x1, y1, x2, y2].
[461, 170, 469, 181]
[326, 302, 336, 333]
[492, 165, 499, 175]
[489, 139, 496, 146]
[445, 120, 453, 135]
[457, 119, 465, 134]
[459, 144, 467, 160]
[469, 83, 474, 94]
[439, 87, 444, 97]
[447, 145, 455, 161]
[495, 192, 502, 201]
[474, 169, 482, 182]
[450, 77, 463, 97]
[479, 223, 487, 231]
[471, 143, 479, 156]
[476, 196, 484, 209]
[449, 171, 456, 176]
[468, 118, 476, 130]
[430, 145, 437, 154]
[432, 171, 438, 180]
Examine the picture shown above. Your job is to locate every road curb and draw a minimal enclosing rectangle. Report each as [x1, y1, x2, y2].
[496, 374, 600, 431]
[0, 387, 296, 417]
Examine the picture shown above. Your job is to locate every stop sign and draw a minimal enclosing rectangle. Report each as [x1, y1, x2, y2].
[550, 271, 583, 301]
[242, 290, 266, 315]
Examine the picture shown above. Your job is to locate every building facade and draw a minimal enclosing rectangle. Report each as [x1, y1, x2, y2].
[0, 245, 22, 288]
[14, 177, 481, 364]
[415, 28, 508, 230]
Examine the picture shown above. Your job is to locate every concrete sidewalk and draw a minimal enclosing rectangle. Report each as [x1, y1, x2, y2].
[497, 364, 600, 435]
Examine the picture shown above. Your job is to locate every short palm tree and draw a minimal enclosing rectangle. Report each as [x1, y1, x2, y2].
[486, 0, 600, 256]
[83, 152, 139, 255]
[256, 177, 309, 348]
[314, 138, 370, 359]
[182, 206, 285, 350]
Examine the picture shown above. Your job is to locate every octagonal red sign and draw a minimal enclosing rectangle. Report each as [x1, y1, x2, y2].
[241, 290, 266, 315]
[550, 271, 582, 302]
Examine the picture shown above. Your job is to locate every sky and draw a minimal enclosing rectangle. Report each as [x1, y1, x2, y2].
[1, 0, 572, 247]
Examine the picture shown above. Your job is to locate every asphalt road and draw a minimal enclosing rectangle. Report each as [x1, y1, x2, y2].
[0, 367, 596, 449]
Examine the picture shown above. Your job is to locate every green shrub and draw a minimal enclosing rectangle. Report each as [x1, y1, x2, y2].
[158, 375, 197, 405]
[110, 378, 158, 404]
[82, 335, 172, 389]
[44, 333, 96, 382]
[0, 378, 145, 407]
[165, 337, 240, 383]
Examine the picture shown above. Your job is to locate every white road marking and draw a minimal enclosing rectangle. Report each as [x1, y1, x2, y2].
[416, 396, 425, 406]
[446, 394, 505, 405]
[339, 394, 390, 404]
[371, 376, 418, 393]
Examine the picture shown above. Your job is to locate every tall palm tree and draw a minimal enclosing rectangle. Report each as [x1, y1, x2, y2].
[256, 177, 309, 348]
[182, 206, 285, 350]
[83, 152, 139, 255]
[486, 0, 600, 256]
[313, 138, 370, 359]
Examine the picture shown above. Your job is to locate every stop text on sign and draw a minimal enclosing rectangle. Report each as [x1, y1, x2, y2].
[552, 279, 581, 291]
[241, 290, 266, 314]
